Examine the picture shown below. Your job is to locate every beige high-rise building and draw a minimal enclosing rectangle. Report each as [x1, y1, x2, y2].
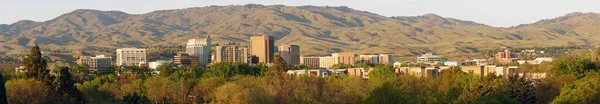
[332, 53, 356, 65]
[319, 56, 334, 69]
[278, 44, 300, 65]
[116, 48, 147, 66]
[300, 56, 320, 68]
[249, 35, 274, 64]
[77, 55, 112, 73]
[215, 43, 250, 63]
[186, 37, 211, 65]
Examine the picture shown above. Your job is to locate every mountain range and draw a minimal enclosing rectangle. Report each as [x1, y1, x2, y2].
[1, 4, 600, 59]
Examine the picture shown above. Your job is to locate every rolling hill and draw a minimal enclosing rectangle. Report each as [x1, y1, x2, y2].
[1, 4, 599, 59]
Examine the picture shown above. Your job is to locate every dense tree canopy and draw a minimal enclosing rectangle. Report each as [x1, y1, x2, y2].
[3, 45, 600, 103]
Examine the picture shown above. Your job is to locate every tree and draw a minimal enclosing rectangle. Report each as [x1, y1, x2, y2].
[363, 82, 408, 103]
[72, 64, 90, 82]
[551, 56, 596, 78]
[158, 64, 175, 77]
[503, 74, 535, 104]
[6, 79, 50, 103]
[145, 76, 173, 103]
[270, 54, 288, 72]
[368, 64, 396, 80]
[535, 75, 576, 104]
[0, 72, 7, 104]
[458, 74, 504, 103]
[472, 93, 519, 104]
[53, 66, 86, 103]
[552, 71, 600, 103]
[23, 44, 50, 81]
[122, 92, 149, 104]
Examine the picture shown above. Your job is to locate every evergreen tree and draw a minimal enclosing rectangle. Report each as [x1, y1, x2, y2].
[504, 74, 536, 104]
[23, 44, 50, 81]
[270, 54, 288, 72]
[53, 67, 86, 103]
[0, 73, 7, 104]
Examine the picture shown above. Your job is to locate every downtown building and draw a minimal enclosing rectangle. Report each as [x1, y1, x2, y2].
[358, 54, 394, 64]
[174, 53, 200, 66]
[496, 49, 516, 64]
[249, 35, 274, 64]
[278, 44, 300, 65]
[300, 56, 321, 68]
[214, 43, 251, 63]
[76, 55, 112, 73]
[186, 36, 211, 66]
[116, 48, 147, 67]
[299, 56, 334, 69]
[416, 53, 446, 65]
[332, 52, 356, 65]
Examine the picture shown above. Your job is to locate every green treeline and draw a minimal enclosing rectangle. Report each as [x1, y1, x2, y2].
[1, 45, 600, 103]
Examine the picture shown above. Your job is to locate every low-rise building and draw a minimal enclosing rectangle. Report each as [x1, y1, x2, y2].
[319, 56, 334, 69]
[149, 60, 171, 70]
[461, 65, 519, 77]
[443, 61, 458, 66]
[461, 59, 490, 66]
[76, 55, 112, 73]
[287, 68, 368, 79]
[174, 53, 200, 66]
[300, 56, 320, 68]
[417, 53, 446, 65]
[358, 54, 394, 64]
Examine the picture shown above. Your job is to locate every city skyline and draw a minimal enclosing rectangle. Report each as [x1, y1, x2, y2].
[2, 0, 600, 27]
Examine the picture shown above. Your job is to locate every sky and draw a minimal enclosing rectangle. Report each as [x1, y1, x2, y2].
[1, 0, 600, 27]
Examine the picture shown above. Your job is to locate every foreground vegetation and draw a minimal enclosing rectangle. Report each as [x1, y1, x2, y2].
[0, 45, 600, 103]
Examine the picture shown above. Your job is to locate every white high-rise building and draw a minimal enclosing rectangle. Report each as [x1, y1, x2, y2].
[186, 36, 211, 65]
[116, 48, 147, 67]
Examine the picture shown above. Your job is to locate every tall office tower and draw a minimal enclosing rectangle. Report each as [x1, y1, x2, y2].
[186, 36, 211, 65]
[249, 35, 274, 64]
[116, 48, 147, 67]
[77, 55, 112, 73]
[278, 44, 300, 65]
[332, 52, 356, 65]
[215, 43, 250, 63]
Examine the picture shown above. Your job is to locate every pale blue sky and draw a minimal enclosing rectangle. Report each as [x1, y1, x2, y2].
[1, 0, 599, 27]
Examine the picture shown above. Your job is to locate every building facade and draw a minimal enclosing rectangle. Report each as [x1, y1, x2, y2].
[215, 43, 250, 63]
[249, 35, 274, 64]
[149, 60, 171, 70]
[116, 48, 147, 67]
[174, 53, 200, 66]
[76, 55, 112, 73]
[359, 55, 380, 64]
[495, 49, 513, 64]
[300, 56, 320, 68]
[332, 53, 355, 65]
[278, 44, 300, 65]
[416, 53, 446, 65]
[186, 37, 211, 65]
[319, 56, 334, 69]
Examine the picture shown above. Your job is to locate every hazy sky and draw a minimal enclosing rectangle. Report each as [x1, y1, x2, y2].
[2, 0, 599, 27]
